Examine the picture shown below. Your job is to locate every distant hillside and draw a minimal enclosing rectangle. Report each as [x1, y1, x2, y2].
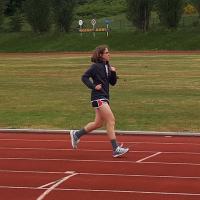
[0, 0, 200, 52]
[75, 0, 126, 19]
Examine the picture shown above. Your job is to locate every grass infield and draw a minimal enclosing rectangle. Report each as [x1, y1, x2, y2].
[0, 52, 199, 132]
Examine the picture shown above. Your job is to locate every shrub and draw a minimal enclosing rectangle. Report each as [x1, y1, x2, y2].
[156, 0, 184, 29]
[184, 3, 197, 15]
[52, 0, 76, 32]
[9, 9, 23, 32]
[126, 0, 154, 32]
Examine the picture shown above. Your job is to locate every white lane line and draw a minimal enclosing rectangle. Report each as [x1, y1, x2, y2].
[0, 169, 64, 174]
[1, 146, 200, 155]
[36, 171, 77, 200]
[52, 188, 200, 196]
[0, 185, 199, 197]
[79, 172, 200, 180]
[38, 179, 61, 189]
[1, 147, 200, 155]
[136, 152, 162, 163]
[53, 188, 200, 196]
[38, 171, 75, 189]
[0, 169, 200, 180]
[1, 157, 200, 166]
[0, 138, 200, 146]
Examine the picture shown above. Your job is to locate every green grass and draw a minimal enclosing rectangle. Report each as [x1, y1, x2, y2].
[0, 53, 199, 132]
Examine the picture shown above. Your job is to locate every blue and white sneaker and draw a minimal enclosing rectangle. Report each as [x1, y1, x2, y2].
[70, 130, 80, 149]
[113, 145, 129, 158]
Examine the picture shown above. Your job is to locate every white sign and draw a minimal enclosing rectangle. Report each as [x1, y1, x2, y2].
[78, 20, 83, 26]
[91, 19, 96, 26]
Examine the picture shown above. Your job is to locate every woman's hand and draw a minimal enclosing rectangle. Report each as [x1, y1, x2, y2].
[95, 84, 102, 90]
[110, 66, 116, 71]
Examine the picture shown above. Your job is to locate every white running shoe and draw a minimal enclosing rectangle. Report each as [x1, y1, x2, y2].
[70, 130, 80, 149]
[113, 145, 129, 158]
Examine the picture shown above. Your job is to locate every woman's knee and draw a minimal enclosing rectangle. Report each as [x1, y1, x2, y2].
[85, 121, 102, 132]
[107, 118, 115, 127]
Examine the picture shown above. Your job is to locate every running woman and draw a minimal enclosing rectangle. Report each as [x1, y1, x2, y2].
[70, 45, 129, 157]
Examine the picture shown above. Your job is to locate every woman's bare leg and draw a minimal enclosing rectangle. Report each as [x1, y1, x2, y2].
[98, 103, 116, 140]
[96, 103, 129, 157]
[70, 109, 104, 148]
[84, 108, 104, 132]
[70, 102, 129, 157]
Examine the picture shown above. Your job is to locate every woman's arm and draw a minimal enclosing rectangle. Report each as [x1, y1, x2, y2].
[109, 66, 117, 86]
[81, 65, 96, 89]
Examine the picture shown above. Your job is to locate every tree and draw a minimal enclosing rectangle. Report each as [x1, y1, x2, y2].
[24, 0, 51, 33]
[5, 0, 25, 16]
[126, 0, 154, 32]
[9, 8, 23, 32]
[52, 0, 76, 32]
[0, 0, 7, 30]
[4, 0, 24, 32]
[191, 0, 200, 17]
[156, 0, 184, 29]
[76, 0, 90, 4]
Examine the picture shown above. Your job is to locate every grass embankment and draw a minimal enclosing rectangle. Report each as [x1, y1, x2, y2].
[0, 27, 200, 52]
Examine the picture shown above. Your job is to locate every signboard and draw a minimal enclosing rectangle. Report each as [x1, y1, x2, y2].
[104, 19, 111, 24]
[79, 28, 108, 32]
[104, 19, 111, 37]
[91, 19, 96, 26]
[78, 20, 83, 26]
[78, 18, 111, 37]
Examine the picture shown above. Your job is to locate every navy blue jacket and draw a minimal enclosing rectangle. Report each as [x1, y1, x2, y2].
[82, 61, 117, 101]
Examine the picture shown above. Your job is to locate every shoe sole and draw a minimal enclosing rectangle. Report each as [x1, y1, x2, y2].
[113, 148, 129, 158]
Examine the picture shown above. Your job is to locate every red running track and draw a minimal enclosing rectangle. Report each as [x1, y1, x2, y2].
[0, 132, 200, 200]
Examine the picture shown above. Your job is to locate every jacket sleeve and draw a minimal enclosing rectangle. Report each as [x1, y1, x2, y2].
[81, 64, 96, 90]
[109, 71, 117, 86]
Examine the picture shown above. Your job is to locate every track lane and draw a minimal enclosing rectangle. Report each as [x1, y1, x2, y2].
[0, 187, 42, 200]
[0, 170, 200, 200]
[0, 135, 200, 153]
[0, 133, 200, 200]
[41, 189, 200, 200]
[0, 159, 200, 177]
